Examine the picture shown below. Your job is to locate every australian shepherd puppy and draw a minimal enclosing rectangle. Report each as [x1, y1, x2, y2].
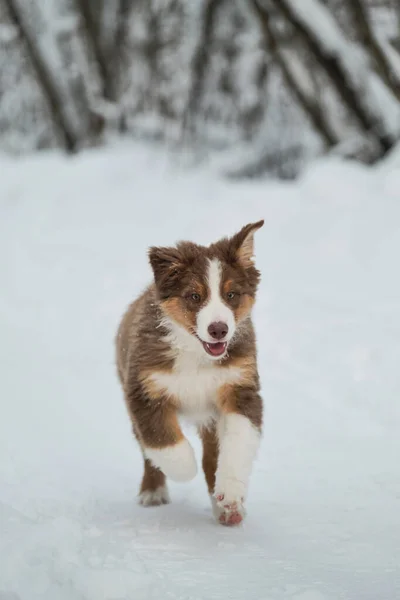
[116, 220, 264, 526]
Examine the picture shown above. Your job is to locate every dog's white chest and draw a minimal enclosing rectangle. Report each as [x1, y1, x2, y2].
[151, 354, 242, 424]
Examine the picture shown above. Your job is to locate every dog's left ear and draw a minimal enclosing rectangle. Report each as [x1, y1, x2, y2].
[148, 245, 183, 291]
[231, 220, 264, 265]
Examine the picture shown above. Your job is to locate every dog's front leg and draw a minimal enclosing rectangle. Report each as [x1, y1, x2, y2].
[214, 386, 262, 526]
[126, 382, 197, 483]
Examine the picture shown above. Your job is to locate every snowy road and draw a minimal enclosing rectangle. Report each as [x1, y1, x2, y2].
[1, 143, 399, 599]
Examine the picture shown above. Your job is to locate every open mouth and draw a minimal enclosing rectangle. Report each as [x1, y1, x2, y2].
[202, 341, 227, 357]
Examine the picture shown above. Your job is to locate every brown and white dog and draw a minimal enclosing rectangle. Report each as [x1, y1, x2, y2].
[115, 220, 264, 526]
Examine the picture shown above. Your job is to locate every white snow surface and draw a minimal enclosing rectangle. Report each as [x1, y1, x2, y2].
[1, 141, 400, 600]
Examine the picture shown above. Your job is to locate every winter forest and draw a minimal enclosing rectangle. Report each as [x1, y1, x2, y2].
[1, 0, 400, 177]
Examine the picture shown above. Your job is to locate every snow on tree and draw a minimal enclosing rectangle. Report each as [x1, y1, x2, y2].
[0, 0, 399, 175]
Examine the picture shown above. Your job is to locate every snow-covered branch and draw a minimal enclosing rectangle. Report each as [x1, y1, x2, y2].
[270, 0, 400, 156]
[347, 0, 400, 100]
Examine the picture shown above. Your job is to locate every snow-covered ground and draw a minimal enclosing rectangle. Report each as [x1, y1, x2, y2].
[0, 142, 399, 600]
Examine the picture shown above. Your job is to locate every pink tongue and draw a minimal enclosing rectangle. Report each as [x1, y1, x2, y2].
[207, 342, 226, 356]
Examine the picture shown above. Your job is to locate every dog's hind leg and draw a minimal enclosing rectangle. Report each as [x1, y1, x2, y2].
[127, 421, 169, 507]
[138, 457, 170, 507]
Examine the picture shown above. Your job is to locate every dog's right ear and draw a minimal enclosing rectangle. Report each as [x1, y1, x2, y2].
[148, 246, 183, 293]
[230, 220, 264, 267]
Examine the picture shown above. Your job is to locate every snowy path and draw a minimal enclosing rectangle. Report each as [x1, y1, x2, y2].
[1, 143, 399, 600]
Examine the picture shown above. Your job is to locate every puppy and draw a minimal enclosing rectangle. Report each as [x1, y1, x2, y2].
[116, 221, 264, 526]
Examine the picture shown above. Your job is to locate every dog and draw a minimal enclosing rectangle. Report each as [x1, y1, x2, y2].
[115, 220, 264, 526]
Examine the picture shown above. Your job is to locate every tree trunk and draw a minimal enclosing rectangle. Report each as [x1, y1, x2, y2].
[252, 0, 339, 148]
[75, 0, 116, 101]
[114, 0, 136, 131]
[184, 0, 222, 134]
[347, 0, 400, 100]
[4, 0, 78, 152]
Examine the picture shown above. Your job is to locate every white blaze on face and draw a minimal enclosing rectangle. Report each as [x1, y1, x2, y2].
[196, 258, 235, 343]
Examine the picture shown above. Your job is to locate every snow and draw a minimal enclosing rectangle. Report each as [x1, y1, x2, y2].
[0, 24, 18, 45]
[379, 36, 400, 82]
[1, 141, 400, 600]
[289, 0, 349, 57]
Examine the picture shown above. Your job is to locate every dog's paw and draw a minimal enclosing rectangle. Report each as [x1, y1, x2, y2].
[145, 439, 197, 482]
[138, 485, 170, 507]
[212, 492, 246, 526]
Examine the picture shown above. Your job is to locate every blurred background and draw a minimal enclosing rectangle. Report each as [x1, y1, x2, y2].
[1, 0, 399, 179]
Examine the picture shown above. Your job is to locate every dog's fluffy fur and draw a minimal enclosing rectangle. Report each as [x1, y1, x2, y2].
[115, 221, 264, 526]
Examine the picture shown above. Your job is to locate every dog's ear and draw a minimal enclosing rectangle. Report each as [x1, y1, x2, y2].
[148, 246, 183, 293]
[230, 220, 264, 266]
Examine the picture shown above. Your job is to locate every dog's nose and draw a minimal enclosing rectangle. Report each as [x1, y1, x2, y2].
[208, 322, 228, 340]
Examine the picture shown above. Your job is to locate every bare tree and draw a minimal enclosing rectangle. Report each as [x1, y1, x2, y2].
[347, 0, 400, 99]
[114, 0, 136, 129]
[4, 0, 79, 152]
[56, 22, 106, 145]
[75, 0, 116, 101]
[184, 0, 223, 135]
[252, 0, 340, 148]
[267, 0, 399, 156]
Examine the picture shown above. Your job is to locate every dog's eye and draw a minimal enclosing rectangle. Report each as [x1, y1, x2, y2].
[227, 292, 236, 300]
[191, 293, 201, 302]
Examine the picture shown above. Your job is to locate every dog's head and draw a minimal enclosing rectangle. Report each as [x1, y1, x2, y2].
[149, 220, 263, 360]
